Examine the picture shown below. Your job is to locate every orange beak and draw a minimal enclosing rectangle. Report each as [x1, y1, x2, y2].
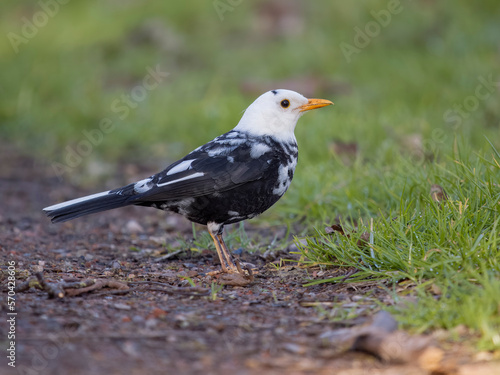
[298, 98, 334, 112]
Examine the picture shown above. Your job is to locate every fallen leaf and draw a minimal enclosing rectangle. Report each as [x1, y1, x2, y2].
[430, 184, 448, 203]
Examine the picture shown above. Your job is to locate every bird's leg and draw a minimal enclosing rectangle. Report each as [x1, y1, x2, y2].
[209, 231, 230, 273]
[209, 231, 243, 274]
[208, 223, 242, 274]
[217, 233, 245, 275]
[207, 223, 253, 285]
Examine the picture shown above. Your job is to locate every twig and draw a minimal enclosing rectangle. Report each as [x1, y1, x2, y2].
[128, 280, 178, 287]
[15, 273, 129, 298]
[64, 279, 129, 297]
[93, 287, 138, 297]
[35, 272, 64, 299]
[140, 287, 209, 295]
[61, 279, 97, 290]
[157, 249, 182, 261]
[128, 281, 209, 296]
[14, 277, 42, 293]
[14, 272, 209, 298]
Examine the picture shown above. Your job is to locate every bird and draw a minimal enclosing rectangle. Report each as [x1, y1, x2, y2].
[43, 89, 333, 283]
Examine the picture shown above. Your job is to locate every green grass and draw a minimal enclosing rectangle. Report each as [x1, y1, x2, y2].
[299, 143, 500, 349]
[1, 0, 500, 350]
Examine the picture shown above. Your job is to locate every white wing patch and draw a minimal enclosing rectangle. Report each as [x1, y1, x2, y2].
[250, 143, 272, 158]
[207, 147, 225, 157]
[207, 143, 241, 157]
[156, 172, 205, 187]
[43, 191, 111, 211]
[134, 177, 153, 193]
[166, 159, 195, 176]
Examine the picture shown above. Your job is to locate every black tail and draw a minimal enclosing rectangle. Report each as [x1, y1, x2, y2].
[43, 190, 133, 223]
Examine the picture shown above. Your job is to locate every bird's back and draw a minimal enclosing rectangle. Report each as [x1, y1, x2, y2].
[134, 130, 298, 226]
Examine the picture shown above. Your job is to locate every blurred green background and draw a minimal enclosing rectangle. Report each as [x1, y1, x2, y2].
[1, 0, 499, 225]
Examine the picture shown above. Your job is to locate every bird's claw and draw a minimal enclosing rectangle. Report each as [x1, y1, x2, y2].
[207, 262, 255, 286]
[218, 270, 253, 286]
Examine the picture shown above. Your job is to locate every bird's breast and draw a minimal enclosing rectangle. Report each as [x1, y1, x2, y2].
[271, 156, 297, 197]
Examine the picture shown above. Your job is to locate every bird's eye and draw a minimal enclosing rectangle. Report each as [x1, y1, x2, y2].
[280, 99, 290, 108]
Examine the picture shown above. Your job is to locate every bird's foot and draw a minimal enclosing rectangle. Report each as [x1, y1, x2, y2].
[218, 271, 252, 286]
[208, 262, 256, 286]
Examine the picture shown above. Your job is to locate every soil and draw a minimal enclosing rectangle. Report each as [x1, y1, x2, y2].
[1, 144, 499, 375]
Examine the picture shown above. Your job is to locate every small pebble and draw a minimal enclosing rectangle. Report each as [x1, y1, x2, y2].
[132, 315, 145, 324]
[283, 343, 306, 355]
[125, 219, 144, 234]
[114, 303, 131, 310]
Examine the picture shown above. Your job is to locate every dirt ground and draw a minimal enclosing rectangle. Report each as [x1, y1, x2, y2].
[1, 144, 499, 375]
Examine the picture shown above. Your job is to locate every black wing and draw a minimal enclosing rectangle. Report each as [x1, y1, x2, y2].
[122, 135, 275, 203]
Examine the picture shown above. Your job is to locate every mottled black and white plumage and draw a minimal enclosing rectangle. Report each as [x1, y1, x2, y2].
[44, 89, 333, 279]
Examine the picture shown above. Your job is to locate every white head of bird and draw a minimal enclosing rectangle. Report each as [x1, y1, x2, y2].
[234, 89, 333, 143]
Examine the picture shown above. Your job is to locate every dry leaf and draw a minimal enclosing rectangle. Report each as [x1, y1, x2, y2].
[430, 184, 448, 203]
